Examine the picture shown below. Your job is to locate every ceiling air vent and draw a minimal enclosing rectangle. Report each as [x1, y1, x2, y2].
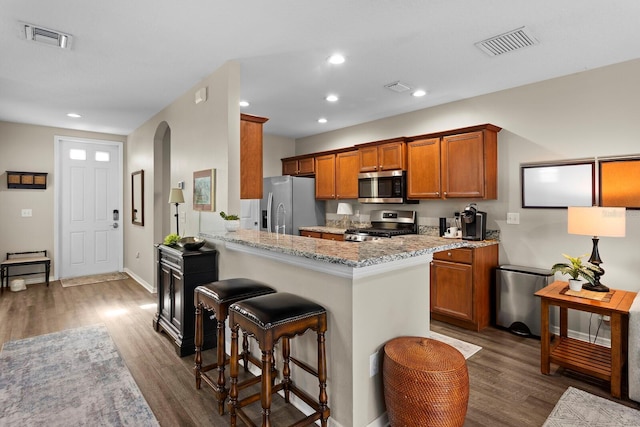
[23, 23, 72, 49]
[475, 26, 538, 57]
[384, 81, 411, 93]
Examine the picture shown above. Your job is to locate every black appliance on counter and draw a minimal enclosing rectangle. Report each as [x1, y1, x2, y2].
[461, 203, 487, 241]
[344, 209, 417, 242]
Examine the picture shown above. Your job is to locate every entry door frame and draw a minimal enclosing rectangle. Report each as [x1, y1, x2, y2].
[54, 135, 124, 280]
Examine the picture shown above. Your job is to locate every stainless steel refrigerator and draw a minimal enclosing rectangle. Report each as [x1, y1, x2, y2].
[260, 176, 325, 235]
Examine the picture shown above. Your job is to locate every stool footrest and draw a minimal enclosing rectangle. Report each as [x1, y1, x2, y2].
[290, 356, 318, 378]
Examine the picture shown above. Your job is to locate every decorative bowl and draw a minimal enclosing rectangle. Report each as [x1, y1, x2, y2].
[177, 236, 206, 251]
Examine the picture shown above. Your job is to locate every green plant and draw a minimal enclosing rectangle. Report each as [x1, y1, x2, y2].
[163, 233, 180, 246]
[551, 253, 601, 286]
[220, 211, 239, 221]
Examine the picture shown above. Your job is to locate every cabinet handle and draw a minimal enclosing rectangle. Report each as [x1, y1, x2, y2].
[447, 252, 452, 257]
[436, 192, 440, 196]
[443, 192, 448, 196]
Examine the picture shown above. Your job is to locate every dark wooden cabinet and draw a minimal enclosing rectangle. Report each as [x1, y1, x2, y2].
[241, 113, 268, 199]
[153, 244, 218, 356]
[430, 245, 498, 331]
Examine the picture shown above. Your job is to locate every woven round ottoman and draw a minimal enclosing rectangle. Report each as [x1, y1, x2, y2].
[383, 336, 469, 427]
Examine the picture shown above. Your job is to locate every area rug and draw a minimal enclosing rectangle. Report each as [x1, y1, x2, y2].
[429, 331, 482, 359]
[60, 272, 129, 288]
[0, 324, 159, 426]
[543, 386, 640, 426]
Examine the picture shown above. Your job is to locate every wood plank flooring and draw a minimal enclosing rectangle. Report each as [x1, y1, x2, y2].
[1, 277, 638, 426]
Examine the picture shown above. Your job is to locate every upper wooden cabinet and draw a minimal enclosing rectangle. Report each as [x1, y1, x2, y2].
[335, 150, 359, 199]
[315, 154, 336, 199]
[282, 155, 315, 176]
[240, 114, 268, 199]
[357, 138, 406, 172]
[407, 124, 500, 200]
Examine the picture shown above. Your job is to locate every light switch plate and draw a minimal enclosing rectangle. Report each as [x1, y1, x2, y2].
[507, 212, 520, 224]
[21, 209, 32, 217]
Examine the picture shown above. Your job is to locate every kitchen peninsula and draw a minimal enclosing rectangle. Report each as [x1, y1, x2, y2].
[201, 229, 497, 427]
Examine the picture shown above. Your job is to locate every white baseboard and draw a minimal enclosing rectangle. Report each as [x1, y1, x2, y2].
[123, 268, 155, 293]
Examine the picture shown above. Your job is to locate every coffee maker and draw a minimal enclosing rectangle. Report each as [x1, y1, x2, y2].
[461, 203, 487, 241]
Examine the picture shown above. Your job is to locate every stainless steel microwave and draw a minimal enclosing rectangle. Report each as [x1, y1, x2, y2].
[358, 170, 408, 204]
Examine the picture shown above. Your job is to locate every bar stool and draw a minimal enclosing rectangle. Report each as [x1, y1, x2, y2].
[228, 292, 330, 427]
[194, 278, 276, 415]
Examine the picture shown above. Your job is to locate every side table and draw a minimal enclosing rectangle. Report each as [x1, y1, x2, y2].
[535, 281, 636, 398]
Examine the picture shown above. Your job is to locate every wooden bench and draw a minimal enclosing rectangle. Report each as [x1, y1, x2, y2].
[1, 250, 51, 294]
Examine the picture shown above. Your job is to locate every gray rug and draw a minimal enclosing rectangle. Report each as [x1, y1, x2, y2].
[430, 331, 482, 359]
[0, 324, 159, 426]
[543, 387, 640, 426]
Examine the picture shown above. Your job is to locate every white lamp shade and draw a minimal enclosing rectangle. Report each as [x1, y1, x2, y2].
[168, 188, 185, 204]
[567, 206, 626, 237]
[337, 202, 353, 215]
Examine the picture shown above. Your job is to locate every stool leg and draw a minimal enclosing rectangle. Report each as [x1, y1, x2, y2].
[215, 316, 227, 415]
[242, 332, 250, 371]
[281, 337, 291, 403]
[318, 331, 329, 427]
[229, 324, 239, 427]
[261, 349, 273, 427]
[194, 303, 203, 390]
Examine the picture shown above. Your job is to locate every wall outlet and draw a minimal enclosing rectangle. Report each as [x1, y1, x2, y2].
[506, 212, 520, 224]
[21, 209, 32, 217]
[369, 352, 379, 377]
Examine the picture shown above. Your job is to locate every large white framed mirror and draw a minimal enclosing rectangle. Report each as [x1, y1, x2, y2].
[132, 169, 144, 226]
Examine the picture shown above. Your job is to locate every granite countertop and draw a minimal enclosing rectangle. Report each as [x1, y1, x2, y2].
[201, 229, 498, 268]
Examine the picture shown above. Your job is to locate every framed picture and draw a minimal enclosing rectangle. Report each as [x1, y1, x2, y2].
[521, 161, 595, 208]
[193, 169, 215, 211]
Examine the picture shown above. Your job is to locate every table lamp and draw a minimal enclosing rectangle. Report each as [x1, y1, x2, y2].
[337, 202, 353, 228]
[567, 206, 626, 292]
[168, 188, 185, 235]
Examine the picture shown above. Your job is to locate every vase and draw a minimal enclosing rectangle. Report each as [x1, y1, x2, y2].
[224, 220, 240, 232]
[568, 279, 583, 292]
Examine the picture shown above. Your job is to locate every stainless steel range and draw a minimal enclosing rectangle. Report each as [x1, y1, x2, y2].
[344, 209, 417, 242]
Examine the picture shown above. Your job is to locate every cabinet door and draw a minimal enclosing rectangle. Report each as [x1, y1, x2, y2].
[358, 146, 379, 172]
[298, 157, 315, 175]
[282, 159, 298, 176]
[321, 232, 344, 241]
[379, 142, 406, 171]
[336, 150, 359, 199]
[171, 270, 183, 330]
[430, 260, 474, 321]
[441, 130, 496, 199]
[315, 154, 336, 199]
[159, 265, 172, 320]
[240, 114, 268, 199]
[407, 138, 441, 198]
[300, 230, 322, 238]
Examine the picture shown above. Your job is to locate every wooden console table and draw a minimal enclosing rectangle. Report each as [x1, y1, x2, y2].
[535, 281, 636, 398]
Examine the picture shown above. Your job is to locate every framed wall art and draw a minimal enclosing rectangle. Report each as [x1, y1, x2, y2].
[521, 160, 595, 208]
[193, 169, 215, 211]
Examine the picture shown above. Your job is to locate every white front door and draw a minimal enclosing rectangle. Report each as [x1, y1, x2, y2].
[56, 137, 123, 279]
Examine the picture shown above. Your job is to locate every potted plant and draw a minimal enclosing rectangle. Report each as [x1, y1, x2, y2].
[551, 253, 601, 291]
[220, 211, 240, 232]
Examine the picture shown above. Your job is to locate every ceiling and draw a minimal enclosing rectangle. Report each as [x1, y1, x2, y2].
[2, 1, 640, 140]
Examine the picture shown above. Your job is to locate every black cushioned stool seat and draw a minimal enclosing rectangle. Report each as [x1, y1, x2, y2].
[194, 278, 276, 415]
[228, 292, 330, 427]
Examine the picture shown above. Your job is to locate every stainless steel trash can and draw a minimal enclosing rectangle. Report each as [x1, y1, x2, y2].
[495, 265, 554, 337]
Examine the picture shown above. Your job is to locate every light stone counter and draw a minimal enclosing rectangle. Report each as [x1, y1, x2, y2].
[200, 229, 497, 427]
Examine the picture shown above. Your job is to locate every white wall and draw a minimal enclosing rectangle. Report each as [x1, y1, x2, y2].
[295, 58, 640, 338]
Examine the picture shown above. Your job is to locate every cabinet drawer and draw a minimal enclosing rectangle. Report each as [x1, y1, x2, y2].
[433, 248, 473, 264]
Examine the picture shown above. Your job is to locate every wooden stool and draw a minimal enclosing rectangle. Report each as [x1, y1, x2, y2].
[383, 336, 469, 427]
[228, 292, 330, 427]
[194, 278, 276, 415]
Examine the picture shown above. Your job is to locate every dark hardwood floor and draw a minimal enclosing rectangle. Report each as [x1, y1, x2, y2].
[1, 277, 638, 426]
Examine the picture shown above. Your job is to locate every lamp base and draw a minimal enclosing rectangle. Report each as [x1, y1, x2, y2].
[581, 283, 609, 293]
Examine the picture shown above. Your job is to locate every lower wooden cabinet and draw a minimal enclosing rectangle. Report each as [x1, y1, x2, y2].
[153, 244, 219, 356]
[300, 230, 345, 241]
[430, 244, 498, 331]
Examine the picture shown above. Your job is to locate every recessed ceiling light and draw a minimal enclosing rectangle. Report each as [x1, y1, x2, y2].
[412, 90, 427, 97]
[67, 113, 81, 118]
[325, 94, 339, 102]
[239, 100, 250, 107]
[318, 118, 328, 124]
[327, 54, 345, 65]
